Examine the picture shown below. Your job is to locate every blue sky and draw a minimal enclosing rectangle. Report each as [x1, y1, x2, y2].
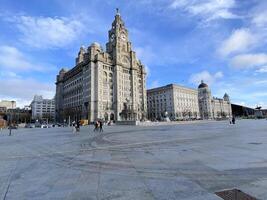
[0, 0, 266, 108]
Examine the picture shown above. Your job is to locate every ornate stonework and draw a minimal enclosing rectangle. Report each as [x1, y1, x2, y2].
[55, 10, 147, 122]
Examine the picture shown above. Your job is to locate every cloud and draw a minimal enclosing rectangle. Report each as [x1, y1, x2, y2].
[255, 66, 267, 73]
[230, 53, 267, 69]
[10, 15, 85, 49]
[148, 80, 160, 89]
[170, 0, 238, 22]
[0, 45, 53, 72]
[218, 28, 257, 56]
[0, 71, 20, 78]
[189, 70, 223, 86]
[135, 46, 157, 65]
[0, 77, 55, 108]
[252, 12, 267, 28]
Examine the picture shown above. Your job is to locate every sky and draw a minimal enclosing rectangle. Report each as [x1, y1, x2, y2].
[0, 0, 266, 108]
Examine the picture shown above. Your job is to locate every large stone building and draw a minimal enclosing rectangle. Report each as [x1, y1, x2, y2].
[30, 95, 55, 121]
[147, 84, 199, 120]
[147, 81, 232, 120]
[198, 81, 232, 119]
[55, 10, 147, 123]
[0, 100, 16, 110]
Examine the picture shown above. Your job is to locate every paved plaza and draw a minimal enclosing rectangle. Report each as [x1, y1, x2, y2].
[1, 120, 267, 200]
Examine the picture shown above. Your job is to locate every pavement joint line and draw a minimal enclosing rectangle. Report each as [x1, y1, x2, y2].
[124, 149, 157, 200]
[80, 135, 227, 151]
[1, 133, 233, 160]
[1, 160, 19, 200]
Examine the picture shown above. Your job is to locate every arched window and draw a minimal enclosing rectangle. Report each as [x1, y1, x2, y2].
[103, 71, 108, 82]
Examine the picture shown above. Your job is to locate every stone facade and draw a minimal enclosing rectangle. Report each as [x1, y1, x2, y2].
[198, 81, 232, 119]
[147, 84, 199, 120]
[0, 100, 16, 110]
[147, 81, 232, 120]
[30, 95, 55, 121]
[55, 10, 147, 123]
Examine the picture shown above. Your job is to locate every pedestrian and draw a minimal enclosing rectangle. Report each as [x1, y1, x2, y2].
[93, 121, 98, 132]
[99, 121, 103, 132]
[72, 121, 76, 133]
[232, 116, 236, 124]
[229, 117, 232, 124]
[76, 121, 80, 133]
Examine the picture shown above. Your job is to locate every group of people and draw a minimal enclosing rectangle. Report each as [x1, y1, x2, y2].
[93, 120, 103, 132]
[71, 120, 107, 133]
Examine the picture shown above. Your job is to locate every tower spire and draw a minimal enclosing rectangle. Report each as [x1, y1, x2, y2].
[116, 8, 120, 16]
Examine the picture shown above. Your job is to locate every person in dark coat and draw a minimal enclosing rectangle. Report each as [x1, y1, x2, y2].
[93, 121, 99, 132]
[99, 121, 103, 132]
[232, 116, 236, 124]
[76, 121, 80, 132]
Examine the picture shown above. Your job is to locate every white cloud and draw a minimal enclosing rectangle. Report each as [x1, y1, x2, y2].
[170, 0, 238, 21]
[189, 70, 223, 86]
[0, 77, 55, 108]
[0, 45, 52, 72]
[252, 12, 267, 28]
[0, 71, 20, 78]
[11, 15, 85, 49]
[149, 80, 160, 89]
[135, 46, 157, 65]
[230, 53, 267, 69]
[218, 28, 257, 56]
[255, 66, 267, 73]
[135, 46, 157, 77]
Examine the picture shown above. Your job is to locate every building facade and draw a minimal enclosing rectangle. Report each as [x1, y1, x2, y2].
[30, 95, 55, 121]
[147, 84, 199, 120]
[147, 81, 232, 120]
[55, 10, 147, 123]
[198, 81, 232, 119]
[0, 100, 16, 110]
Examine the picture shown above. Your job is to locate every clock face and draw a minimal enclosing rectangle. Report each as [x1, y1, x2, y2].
[121, 33, 126, 41]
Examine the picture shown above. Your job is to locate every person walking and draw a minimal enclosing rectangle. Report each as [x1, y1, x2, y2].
[232, 116, 236, 124]
[76, 121, 80, 133]
[99, 121, 103, 132]
[72, 121, 76, 133]
[93, 121, 99, 132]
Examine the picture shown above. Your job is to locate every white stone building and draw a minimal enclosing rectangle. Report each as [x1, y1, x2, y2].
[30, 95, 55, 121]
[198, 81, 232, 119]
[147, 84, 199, 120]
[55, 10, 146, 123]
[147, 81, 232, 120]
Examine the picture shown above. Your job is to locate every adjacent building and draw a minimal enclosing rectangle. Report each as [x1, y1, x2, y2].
[30, 95, 55, 121]
[147, 84, 199, 120]
[147, 81, 232, 120]
[55, 10, 147, 123]
[198, 81, 232, 119]
[0, 100, 16, 110]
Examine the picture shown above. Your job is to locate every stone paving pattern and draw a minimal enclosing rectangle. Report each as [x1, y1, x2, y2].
[0, 119, 267, 200]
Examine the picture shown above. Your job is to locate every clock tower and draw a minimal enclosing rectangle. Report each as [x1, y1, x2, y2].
[106, 8, 132, 65]
[105, 9, 147, 121]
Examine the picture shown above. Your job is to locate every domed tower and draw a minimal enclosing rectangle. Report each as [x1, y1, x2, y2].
[198, 80, 212, 119]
